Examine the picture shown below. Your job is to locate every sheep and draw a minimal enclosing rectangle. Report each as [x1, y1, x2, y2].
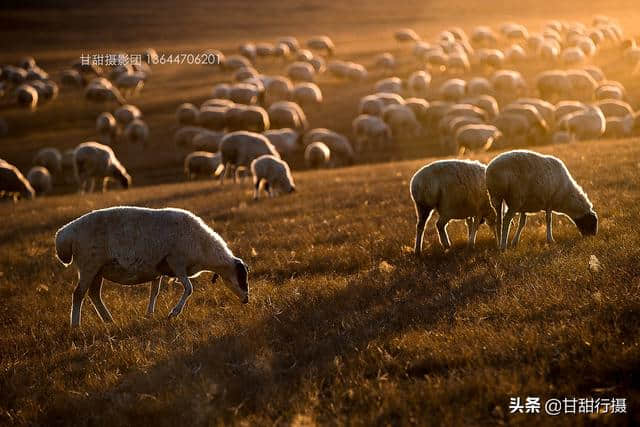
[467, 77, 492, 97]
[268, 101, 308, 131]
[287, 62, 316, 83]
[405, 98, 430, 124]
[256, 43, 275, 57]
[96, 112, 118, 144]
[184, 151, 222, 180]
[265, 76, 293, 105]
[0, 160, 35, 201]
[374, 53, 396, 72]
[16, 84, 38, 110]
[142, 48, 159, 64]
[561, 47, 586, 65]
[454, 124, 502, 154]
[555, 101, 588, 122]
[250, 155, 296, 199]
[225, 105, 270, 132]
[176, 103, 199, 126]
[486, 150, 597, 250]
[440, 79, 466, 102]
[505, 44, 527, 63]
[212, 83, 231, 99]
[278, 36, 300, 52]
[603, 117, 628, 138]
[352, 114, 392, 152]
[33, 147, 62, 177]
[27, 166, 52, 195]
[263, 128, 299, 158]
[217, 131, 280, 184]
[293, 82, 322, 107]
[202, 98, 235, 109]
[61, 69, 85, 87]
[31, 80, 58, 102]
[229, 83, 261, 105]
[124, 119, 149, 146]
[537, 70, 571, 101]
[491, 70, 526, 101]
[55, 206, 249, 326]
[274, 43, 291, 60]
[478, 49, 505, 69]
[375, 77, 403, 94]
[308, 56, 326, 73]
[304, 141, 331, 168]
[84, 79, 126, 105]
[471, 26, 498, 47]
[567, 69, 597, 101]
[359, 95, 385, 116]
[239, 42, 257, 60]
[410, 159, 495, 254]
[595, 84, 624, 100]
[595, 99, 633, 118]
[198, 106, 228, 130]
[233, 66, 259, 82]
[224, 54, 252, 71]
[395, 28, 420, 42]
[447, 51, 471, 73]
[552, 131, 572, 144]
[307, 36, 335, 56]
[114, 71, 146, 96]
[174, 126, 208, 147]
[73, 142, 131, 193]
[408, 71, 431, 98]
[303, 128, 354, 166]
[382, 104, 420, 138]
[191, 130, 224, 152]
[493, 113, 530, 147]
[515, 98, 556, 129]
[558, 106, 606, 140]
[114, 104, 142, 127]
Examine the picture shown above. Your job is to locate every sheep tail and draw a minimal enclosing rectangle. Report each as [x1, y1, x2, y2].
[54, 224, 74, 266]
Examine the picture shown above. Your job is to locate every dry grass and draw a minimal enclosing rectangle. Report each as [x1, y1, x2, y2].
[1, 0, 640, 425]
[1, 140, 639, 425]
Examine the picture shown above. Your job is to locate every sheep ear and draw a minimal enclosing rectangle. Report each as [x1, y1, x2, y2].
[211, 273, 219, 284]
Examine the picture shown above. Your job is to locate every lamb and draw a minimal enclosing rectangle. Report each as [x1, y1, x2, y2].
[217, 131, 280, 184]
[410, 159, 495, 254]
[96, 112, 118, 145]
[27, 166, 52, 195]
[124, 119, 149, 146]
[293, 82, 322, 107]
[0, 160, 35, 201]
[304, 142, 331, 168]
[176, 103, 199, 126]
[184, 151, 222, 180]
[33, 147, 62, 176]
[250, 155, 296, 199]
[486, 150, 597, 251]
[54, 206, 249, 326]
[454, 124, 502, 154]
[73, 142, 131, 193]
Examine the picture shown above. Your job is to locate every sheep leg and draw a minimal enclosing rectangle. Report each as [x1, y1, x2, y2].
[88, 275, 113, 323]
[168, 276, 194, 318]
[253, 179, 261, 200]
[414, 204, 432, 256]
[510, 213, 527, 248]
[490, 196, 503, 248]
[467, 217, 480, 249]
[70, 272, 95, 327]
[500, 207, 517, 251]
[87, 178, 95, 193]
[436, 217, 451, 250]
[546, 210, 555, 243]
[101, 177, 109, 193]
[146, 277, 162, 316]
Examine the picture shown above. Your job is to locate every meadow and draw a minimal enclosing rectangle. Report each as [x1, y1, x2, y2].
[1, 0, 640, 425]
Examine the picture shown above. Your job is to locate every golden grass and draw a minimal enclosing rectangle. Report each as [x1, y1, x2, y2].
[1, 139, 639, 425]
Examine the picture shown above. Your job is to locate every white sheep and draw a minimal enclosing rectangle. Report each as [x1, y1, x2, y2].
[352, 114, 392, 152]
[184, 151, 221, 180]
[410, 159, 495, 254]
[395, 28, 420, 42]
[55, 206, 249, 326]
[536, 70, 570, 101]
[454, 124, 502, 154]
[225, 105, 270, 132]
[84, 79, 126, 105]
[382, 104, 420, 137]
[74, 141, 131, 193]
[408, 70, 431, 98]
[268, 101, 308, 131]
[440, 79, 466, 102]
[27, 166, 52, 195]
[265, 76, 293, 105]
[375, 77, 403, 94]
[486, 150, 597, 250]
[558, 106, 606, 140]
[174, 126, 208, 147]
[124, 119, 149, 146]
[287, 62, 315, 82]
[307, 36, 335, 56]
[293, 82, 322, 107]
[0, 160, 35, 201]
[218, 131, 280, 184]
[304, 141, 331, 168]
[596, 99, 633, 118]
[263, 128, 299, 158]
[33, 147, 62, 176]
[250, 155, 296, 199]
[96, 112, 118, 145]
[303, 128, 354, 165]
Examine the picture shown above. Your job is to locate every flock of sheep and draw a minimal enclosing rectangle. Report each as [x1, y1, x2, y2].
[1, 14, 635, 325]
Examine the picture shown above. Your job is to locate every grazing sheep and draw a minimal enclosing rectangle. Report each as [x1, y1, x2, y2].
[84, 79, 126, 105]
[176, 103, 199, 126]
[408, 71, 431, 98]
[486, 150, 597, 250]
[191, 130, 224, 152]
[74, 142, 131, 193]
[124, 119, 149, 146]
[382, 104, 420, 137]
[536, 70, 570, 101]
[114, 104, 142, 127]
[239, 43, 257, 60]
[440, 79, 466, 102]
[198, 106, 228, 130]
[115, 71, 146, 96]
[558, 106, 606, 140]
[263, 128, 299, 158]
[268, 101, 308, 131]
[287, 62, 315, 82]
[467, 77, 492, 97]
[27, 166, 52, 195]
[562, 47, 586, 65]
[491, 70, 526, 101]
[479, 49, 505, 70]
[174, 126, 208, 147]
[217, 131, 280, 184]
[55, 206, 249, 326]
[212, 83, 231, 99]
[0, 160, 35, 201]
[567, 69, 597, 101]
[596, 99, 633, 118]
[303, 128, 354, 165]
[33, 147, 62, 176]
[352, 114, 392, 152]
[375, 77, 403, 94]
[229, 83, 261, 105]
[293, 82, 322, 107]
[454, 124, 502, 154]
[225, 105, 270, 132]
[555, 101, 588, 122]
[250, 155, 296, 199]
[16, 84, 38, 110]
[359, 95, 385, 117]
[307, 36, 335, 56]
[410, 160, 495, 254]
[395, 28, 420, 42]
[278, 36, 300, 52]
[304, 141, 331, 168]
[603, 117, 628, 138]
[184, 151, 221, 180]
[96, 112, 118, 144]
[595, 83, 624, 101]
[265, 76, 293, 105]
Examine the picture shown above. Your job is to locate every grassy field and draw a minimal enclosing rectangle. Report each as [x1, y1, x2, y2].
[1, 139, 639, 425]
[1, 0, 640, 425]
